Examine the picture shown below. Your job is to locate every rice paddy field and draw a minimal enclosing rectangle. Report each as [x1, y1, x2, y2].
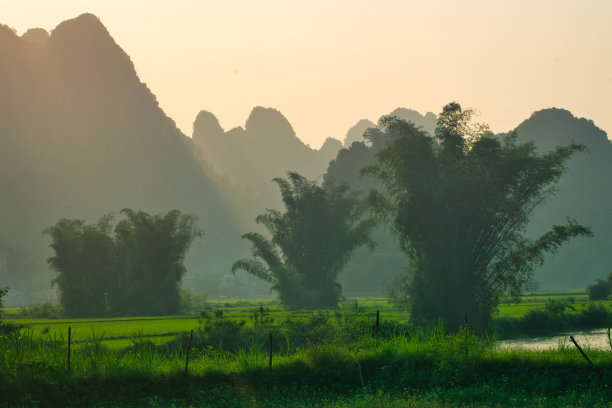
[2, 291, 611, 349]
[1, 291, 611, 407]
[1, 298, 388, 349]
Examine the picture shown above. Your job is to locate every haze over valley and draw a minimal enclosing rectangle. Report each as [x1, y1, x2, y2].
[1, 13, 611, 304]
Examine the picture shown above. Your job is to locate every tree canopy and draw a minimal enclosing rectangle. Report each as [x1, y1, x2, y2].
[0, 286, 9, 321]
[45, 217, 115, 316]
[365, 102, 592, 332]
[232, 172, 376, 309]
[586, 273, 612, 301]
[45, 209, 202, 316]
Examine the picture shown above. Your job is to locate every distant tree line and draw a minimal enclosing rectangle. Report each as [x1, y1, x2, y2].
[44, 209, 202, 316]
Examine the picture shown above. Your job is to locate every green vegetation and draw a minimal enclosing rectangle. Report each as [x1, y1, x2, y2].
[1, 304, 611, 408]
[1, 14, 611, 406]
[365, 103, 591, 333]
[3, 99, 610, 405]
[0, 286, 7, 320]
[587, 272, 612, 300]
[18, 317, 199, 349]
[45, 209, 202, 317]
[1, 294, 610, 406]
[10, 302, 64, 319]
[232, 172, 375, 309]
[495, 301, 611, 338]
[4, 293, 611, 347]
[0, 288, 22, 335]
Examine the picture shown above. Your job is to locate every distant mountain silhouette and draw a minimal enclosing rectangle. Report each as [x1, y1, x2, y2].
[193, 107, 439, 296]
[21, 28, 49, 44]
[192, 107, 342, 208]
[387, 108, 437, 135]
[514, 108, 612, 288]
[344, 119, 377, 147]
[319, 137, 343, 161]
[0, 14, 252, 303]
[343, 109, 437, 148]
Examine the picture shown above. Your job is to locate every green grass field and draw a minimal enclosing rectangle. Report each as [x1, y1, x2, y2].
[1, 320, 611, 408]
[2, 296, 408, 347]
[3, 291, 611, 350]
[17, 316, 200, 348]
[497, 300, 611, 318]
[2, 292, 611, 407]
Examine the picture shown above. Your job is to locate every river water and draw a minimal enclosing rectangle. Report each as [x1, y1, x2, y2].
[498, 329, 611, 351]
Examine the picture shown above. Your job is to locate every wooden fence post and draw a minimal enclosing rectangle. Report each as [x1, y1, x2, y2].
[268, 331, 273, 374]
[375, 310, 380, 338]
[357, 361, 365, 389]
[185, 329, 194, 375]
[464, 314, 469, 360]
[67, 327, 71, 375]
[570, 336, 593, 366]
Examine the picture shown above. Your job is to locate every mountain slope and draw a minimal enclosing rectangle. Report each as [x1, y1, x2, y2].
[0, 14, 247, 302]
[514, 108, 612, 288]
[193, 107, 342, 208]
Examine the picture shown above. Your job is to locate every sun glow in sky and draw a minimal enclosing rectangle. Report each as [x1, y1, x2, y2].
[2, 0, 611, 147]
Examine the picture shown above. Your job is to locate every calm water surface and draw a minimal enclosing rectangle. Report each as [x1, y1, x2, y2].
[498, 329, 611, 350]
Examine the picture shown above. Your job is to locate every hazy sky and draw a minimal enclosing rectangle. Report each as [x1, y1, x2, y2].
[2, 0, 611, 148]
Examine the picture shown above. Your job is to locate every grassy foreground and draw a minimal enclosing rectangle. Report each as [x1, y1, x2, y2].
[2, 294, 611, 407]
[4, 379, 611, 408]
[1, 319, 611, 407]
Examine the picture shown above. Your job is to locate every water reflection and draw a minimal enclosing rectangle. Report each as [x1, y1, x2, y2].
[498, 329, 611, 351]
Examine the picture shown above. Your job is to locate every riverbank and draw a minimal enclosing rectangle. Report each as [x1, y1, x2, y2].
[499, 328, 611, 351]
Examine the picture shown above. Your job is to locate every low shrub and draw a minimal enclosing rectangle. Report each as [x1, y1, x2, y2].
[587, 274, 612, 301]
[166, 308, 376, 354]
[17, 302, 64, 319]
[0, 321, 23, 335]
[178, 289, 210, 313]
[495, 302, 611, 338]
[0, 287, 23, 334]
